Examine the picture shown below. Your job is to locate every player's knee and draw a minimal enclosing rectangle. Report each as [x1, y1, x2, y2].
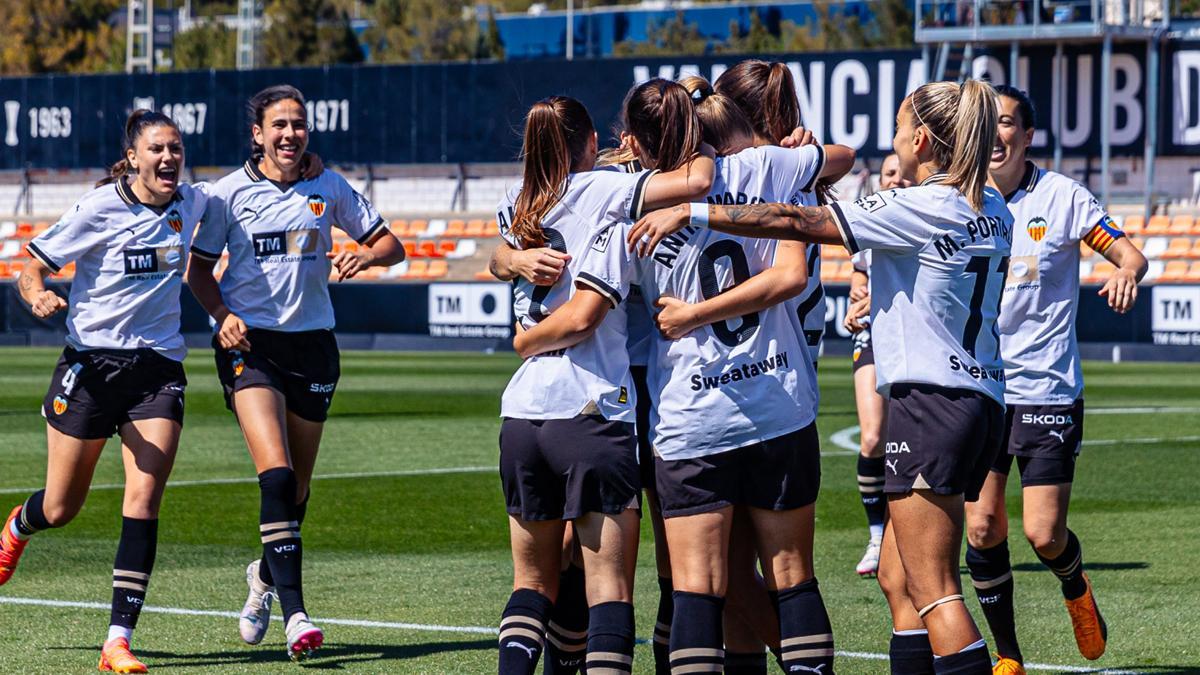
[859, 430, 882, 457]
[1024, 524, 1066, 558]
[967, 513, 1007, 549]
[41, 500, 81, 527]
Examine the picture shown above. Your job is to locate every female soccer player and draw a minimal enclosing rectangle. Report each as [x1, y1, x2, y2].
[0, 110, 206, 674]
[186, 84, 403, 662]
[632, 79, 1013, 674]
[493, 87, 713, 675]
[845, 153, 911, 579]
[624, 76, 852, 675]
[716, 59, 829, 360]
[963, 85, 1146, 674]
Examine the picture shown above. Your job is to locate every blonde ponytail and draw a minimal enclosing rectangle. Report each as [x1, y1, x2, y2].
[909, 79, 999, 212]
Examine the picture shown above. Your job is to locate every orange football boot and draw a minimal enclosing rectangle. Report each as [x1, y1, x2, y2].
[1064, 573, 1108, 660]
[98, 637, 148, 673]
[0, 505, 30, 586]
[993, 655, 1026, 674]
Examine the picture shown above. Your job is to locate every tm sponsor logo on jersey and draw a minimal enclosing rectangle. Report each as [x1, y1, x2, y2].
[947, 355, 1006, 382]
[253, 229, 319, 262]
[689, 351, 790, 391]
[933, 216, 1012, 261]
[123, 246, 182, 279]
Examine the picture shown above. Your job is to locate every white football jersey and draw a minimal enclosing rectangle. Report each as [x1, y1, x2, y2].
[498, 169, 653, 422]
[639, 145, 823, 460]
[191, 160, 387, 332]
[830, 175, 1014, 404]
[28, 179, 208, 361]
[999, 162, 1123, 405]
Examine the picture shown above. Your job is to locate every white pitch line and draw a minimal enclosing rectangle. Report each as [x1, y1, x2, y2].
[0, 465, 496, 496]
[0, 596, 1141, 672]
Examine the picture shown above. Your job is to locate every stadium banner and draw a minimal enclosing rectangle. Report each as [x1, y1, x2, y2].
[0, 282, 1154, 346]
[0, 41, 1196, 169]
[427, 282, 513, 338]
[1150, 285, 1200, 346]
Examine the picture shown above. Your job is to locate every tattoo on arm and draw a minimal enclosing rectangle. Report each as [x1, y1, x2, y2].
[18, 273, 32, 291]
[710, 203, 837, 242]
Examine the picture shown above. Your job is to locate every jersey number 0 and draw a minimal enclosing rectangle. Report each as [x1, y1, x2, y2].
[697, 240, 761, 347]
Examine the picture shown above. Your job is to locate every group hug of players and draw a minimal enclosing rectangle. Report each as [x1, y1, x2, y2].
[0, 63, 1146, 675]
[488, 61, 1146, 675]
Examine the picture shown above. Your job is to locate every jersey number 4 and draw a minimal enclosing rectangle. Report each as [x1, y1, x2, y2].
[962, 256, 1009, 359]
[528, 228, 569, 323]
[698, 240, 761, 347]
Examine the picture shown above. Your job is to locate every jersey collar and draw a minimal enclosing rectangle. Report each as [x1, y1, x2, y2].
[919, 172, 949, 186]
[244, 156, 300, 192]
[116, 176, 181, 213]
[1003, 161, 1040, 202]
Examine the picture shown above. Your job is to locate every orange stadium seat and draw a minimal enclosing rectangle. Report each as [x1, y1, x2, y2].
[1189, 239, 1200, 259]
[465, 219, 488, 237]
[822, 244, 849, 260]
[0, 262, 10, 278]
[1168, 215, 1194, 235]
[408, 219, 429, 236]
[402, 240, 417, 258]
[416, 241, 440, 258]
[820, 261, 838, 283]
[444, 220, 466, 237]
[16, 222, 33, 238]
[1145, 215, 1170, 235]
[1162, 238, 1192, 259]
[1128, 236, 1145, 250]
[438, 240, 457, 256]
[1121, 215, 1143, 234]
[330, 242, 342, 255]
[391, 219, 408, 236]
[831, 261, 853, 283]
[343, 241, 360, 254]
[1087, 261, 1116, 284]
[1160, 260, 1189, 283]
[32, 221, 50, 236]
[9, 261, 24, 276]
[475, 267, 494, 280]
[1185, 261, 1200, 282]
[405, 260, 429, 278]
[61, 262, 75, 278]
[424, 259, 449, 279]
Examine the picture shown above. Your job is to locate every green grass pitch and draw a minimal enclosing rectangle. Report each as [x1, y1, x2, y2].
[0, 347, 1196, 673]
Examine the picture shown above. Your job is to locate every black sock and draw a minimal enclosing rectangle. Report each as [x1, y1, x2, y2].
[725, 650, 767, 674]
[653, 576, 673, 675]
[668, 591, 724, 673]
[773, 578, 835, 672]
[857, 455, 887, 532]
[259, 489, 310, 588]
[586, 601, 635, 674]
[1036, 529, 1087, 600]
[544, 564, 588, 675]
[890, 630, 934, 674]
[932, 640, 992, 674]
[965, 541, 1022, 662]
[258, 468, 305, 622]
[110, 517, 158, 632]
[16, 490, 53, 535]
[498, 588, 552, 675]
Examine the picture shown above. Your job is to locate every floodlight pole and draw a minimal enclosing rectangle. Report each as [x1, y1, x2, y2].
[126, 0, 154, 73]
[566, 0, 574, 60]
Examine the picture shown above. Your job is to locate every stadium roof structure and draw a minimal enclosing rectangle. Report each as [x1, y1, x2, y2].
[915, 0, 1170, 216]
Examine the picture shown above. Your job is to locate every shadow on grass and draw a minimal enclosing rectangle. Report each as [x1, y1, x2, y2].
[49, 639, 496, 669]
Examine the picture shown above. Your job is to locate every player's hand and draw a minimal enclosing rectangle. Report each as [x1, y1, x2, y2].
[654, 296, 699, 340]
[514, 248, 570, 286]
[327, 250, 374, 282]
[300, 152, 324, 180]
[780, 126, 817, 148]
[849, 284, 869, 303]
[1098, 267, 1138, 314]
[843, 296, 870, 333]
[217, 312, 251, 351]
[30, 290, 67, 318]
[629, 203, 689, 257]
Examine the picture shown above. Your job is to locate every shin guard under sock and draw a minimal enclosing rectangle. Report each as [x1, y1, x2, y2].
[544, 564, 588, 675]
[668, 591, 724, 673]
[966, 541, 1022, 662]
[258, 468, 304, 622]
[498, 588, 553, 675]
[857, 455, 887, 538]
[890, 630, 934, 674]
[586, 601, 635, 674]
[110, 517, 158, 633]
[1036, 530, 1087, 600]
[932, 640, 991, 674]
[773, 578, 836, 672]
[653, 576, 673, 675]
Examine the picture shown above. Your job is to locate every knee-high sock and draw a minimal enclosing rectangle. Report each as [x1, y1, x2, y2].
[668, 592, 724, 673]
[13, 490, 55, 538]
[932, 639, 991, 674]
[586, 601, 635, 674]
[498, 588, 552, 675]
[773, 578, 836, 672]
[1035, 529, 1087, 600]
[857, 455, 887, 539]
[110, 517, 158, 640]
[966, 541, 1022, 662]
[890, 629, 934, 675]
[725, 649, 767, 674]
[653, 576, 673, 675]
[259, 489, 310, 587]
[544, 564, 588, 675]
[258, 468, 304, 622]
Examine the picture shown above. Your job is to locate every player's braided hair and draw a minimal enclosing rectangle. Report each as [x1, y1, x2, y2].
[622, 78, 702, 174]
[511, 96, 595, 249]
[678, 75, 755, 155]
[95, 110, 179, 188]
[248, 84, 307, 157]
[908, 79, 999, 212]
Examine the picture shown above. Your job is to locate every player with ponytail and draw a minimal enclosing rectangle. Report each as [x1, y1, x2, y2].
[633, 79, 1013, 674]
